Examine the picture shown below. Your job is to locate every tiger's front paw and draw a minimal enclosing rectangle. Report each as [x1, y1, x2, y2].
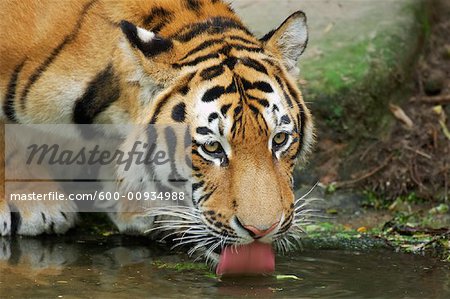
[0, 199, 78, 236]
[108, 212, 155, 235]
[0, 200, 11, 236]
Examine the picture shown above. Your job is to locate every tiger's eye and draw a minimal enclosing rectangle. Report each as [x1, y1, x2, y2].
[203, 142, 221, 154]
[273, 132, 288, 146]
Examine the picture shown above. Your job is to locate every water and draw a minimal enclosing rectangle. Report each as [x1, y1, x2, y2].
[1, 235, 449, 299]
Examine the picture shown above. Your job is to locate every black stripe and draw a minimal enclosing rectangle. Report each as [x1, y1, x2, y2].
[280, 115, 291, 125]
[143, 7, 171, 25]
[4, 61, 26, 122]
[223, 56, 237, 70]
[120, 20, 173, 57]
[260, 29, 275, 42]
[192, 181, 204, 192]
[175, 43, 261, 69]
[241, 78, 273, 93]
[283, 90, 293, 108]
[164, 127, 186, 185]
[179, 85, 190, 95]
[178, 72, 197, 95]
[192, 148, 202, 158]
[284, 79, 307, 156]
[227, 35, 261, 46]
[233, 105, 242, 117]
[247, 95, 270, 108]
[200, 65, 225, 80]
[196, 127, 213, 135]
[73, 64, 120, 124]
[200, 82, 236, 104]
[171, 102, 186, 122]
[197, 187, 217, 205]
[145, 125, 158, 180]
[149, 92, 173, 124]
[225, 81, 237, 93]
[208, 112, 219, 122]
[202, 86, 225, 102]
[20, 0, 97, 109]
[241, 57, 268, 75]
[150, 74, 195, 123]
[275, 75, 293, 108]
[179, 39, 223, 61]
[173, 53, 220, 69]
[143, 7, 173, 33]
[252, 81, 273, 93]
[186, 0, 202, 12]
[258, 99, 270, 108]
[221, 104, 231, 116]
[228, 44, 263, 53]
[248, 104, 260, 116]
[172, 17, 253, 43]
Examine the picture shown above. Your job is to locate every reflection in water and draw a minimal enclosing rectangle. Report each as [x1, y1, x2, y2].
[0, 235, 449, 298]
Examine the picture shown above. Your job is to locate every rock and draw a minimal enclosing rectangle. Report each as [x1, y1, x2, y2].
[424, 69, 445, 96]
[233, 0, 427, 139]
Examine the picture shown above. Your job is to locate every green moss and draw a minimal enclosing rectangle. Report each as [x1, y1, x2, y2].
[303, 40, 372, 95]
[299, 0, 427, 140]
[77, 213, 117, 235]
[304, 220, 449, 261]
[152, 260, 210, 272]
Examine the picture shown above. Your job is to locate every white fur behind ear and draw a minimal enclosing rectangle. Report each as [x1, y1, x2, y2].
[137, 27, 155, 43]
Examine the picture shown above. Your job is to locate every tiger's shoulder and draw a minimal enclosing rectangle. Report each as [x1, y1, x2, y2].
[0, 0, 246, 124]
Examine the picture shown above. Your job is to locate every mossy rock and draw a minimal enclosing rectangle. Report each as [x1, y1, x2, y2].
[234, 0, 428, 139]
[299, 0, 428, 139]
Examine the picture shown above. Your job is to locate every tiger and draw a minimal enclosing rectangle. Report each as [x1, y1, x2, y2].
[0, 0, 314, 273]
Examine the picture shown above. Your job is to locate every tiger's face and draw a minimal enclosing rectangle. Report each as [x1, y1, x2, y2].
[119, 11, 313, 261]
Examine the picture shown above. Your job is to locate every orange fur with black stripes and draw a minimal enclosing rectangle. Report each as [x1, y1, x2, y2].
[0, 0, 314, 259]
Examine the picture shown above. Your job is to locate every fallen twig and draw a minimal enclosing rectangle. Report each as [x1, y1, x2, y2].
[413, 230, 450, 252]
[404, 145, 432, 160]
[410, 94, 450, 104]
[392, 226, 450, 236]
[334, 154, 394, 188]
[359, 141, 380, 161]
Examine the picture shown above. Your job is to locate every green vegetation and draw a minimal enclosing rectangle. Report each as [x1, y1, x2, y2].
[304, 216, 450, 262]
[362, 191, 427, 210]
[152, 260, 210, 272]
[299, 0, 428, 139]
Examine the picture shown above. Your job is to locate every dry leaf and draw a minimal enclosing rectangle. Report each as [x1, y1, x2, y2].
[323, 23, 334, 34]
[389, 104, 413, 129]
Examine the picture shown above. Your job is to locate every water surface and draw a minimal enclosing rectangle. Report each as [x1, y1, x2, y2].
[0, 235, 449, 298]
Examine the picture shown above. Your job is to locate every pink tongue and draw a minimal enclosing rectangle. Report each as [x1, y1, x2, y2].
[216, 242, 275, 276]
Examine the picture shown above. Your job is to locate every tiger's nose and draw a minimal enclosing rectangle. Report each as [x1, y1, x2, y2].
[243, 222, 279, 239]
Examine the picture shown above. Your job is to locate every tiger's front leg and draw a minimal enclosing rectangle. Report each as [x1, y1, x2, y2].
[0, 122, 78, 236]
[102, 181, 157, 235]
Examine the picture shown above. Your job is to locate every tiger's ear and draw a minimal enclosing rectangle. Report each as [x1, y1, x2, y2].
[119, 20, 177, 85]
[120, 20, 173, 57]
[260, 11, 308, 76]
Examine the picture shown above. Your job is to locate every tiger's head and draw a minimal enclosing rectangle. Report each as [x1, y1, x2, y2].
[117, 7, 314, 269]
